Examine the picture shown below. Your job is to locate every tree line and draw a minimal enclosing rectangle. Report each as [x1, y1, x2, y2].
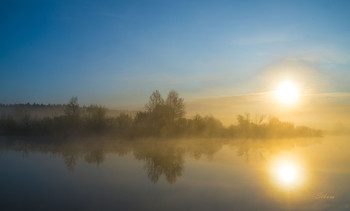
[0, 90, 322, 138]
[0, 103, 66, 107]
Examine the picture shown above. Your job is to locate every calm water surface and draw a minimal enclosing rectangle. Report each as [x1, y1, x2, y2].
[0, 136, 349, 210]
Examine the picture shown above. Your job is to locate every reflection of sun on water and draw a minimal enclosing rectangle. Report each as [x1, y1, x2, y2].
[269, 155, 305, 190]
[277, 162, 298, 184]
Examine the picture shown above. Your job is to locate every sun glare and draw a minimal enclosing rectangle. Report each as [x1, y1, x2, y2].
[277, 163, 297, 183]
[269, 156, 305, 190]
[275, 81, 300, 105]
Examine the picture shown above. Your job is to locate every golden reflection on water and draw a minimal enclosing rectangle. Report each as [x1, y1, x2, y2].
[2, 136, 350, 210]
[268, 153, 306, 190]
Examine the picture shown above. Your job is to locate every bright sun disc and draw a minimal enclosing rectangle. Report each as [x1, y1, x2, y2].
[275, 81, 300, 105]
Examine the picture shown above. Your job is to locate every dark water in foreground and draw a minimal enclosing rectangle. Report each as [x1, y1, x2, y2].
[0, 136, 349, 211]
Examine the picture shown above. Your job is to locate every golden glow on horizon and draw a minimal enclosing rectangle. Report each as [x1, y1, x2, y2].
[275, 81, 300, 105]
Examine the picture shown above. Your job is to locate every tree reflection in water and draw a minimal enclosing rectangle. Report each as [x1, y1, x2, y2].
[0, 137, 321, 183]
[132, 141, 185, 184]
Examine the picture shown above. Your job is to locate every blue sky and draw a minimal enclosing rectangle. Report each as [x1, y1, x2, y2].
[1, 0, 350, 107]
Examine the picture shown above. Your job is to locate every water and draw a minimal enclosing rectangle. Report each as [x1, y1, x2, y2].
[0, 136, 349, 210]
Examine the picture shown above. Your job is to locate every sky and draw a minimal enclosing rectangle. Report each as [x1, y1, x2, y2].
[1, 0, 350, 107]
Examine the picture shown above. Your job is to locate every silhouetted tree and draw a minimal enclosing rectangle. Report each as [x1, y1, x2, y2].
[145, 90, 164, 113]
[114, 113, 133, 136]
[86, 105, 107, 132]
[87, 105, 107, 120]
[64, 97, 80, 118]
[165, 90, 185, 121]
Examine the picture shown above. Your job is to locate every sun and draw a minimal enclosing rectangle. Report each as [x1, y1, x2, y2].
[275, 81, 300, 105]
